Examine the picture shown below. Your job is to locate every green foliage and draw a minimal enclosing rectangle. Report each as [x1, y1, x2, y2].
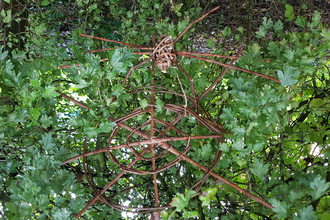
[0, 1, 329, 219]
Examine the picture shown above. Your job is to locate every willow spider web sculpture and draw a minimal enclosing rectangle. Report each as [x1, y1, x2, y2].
[58, 6, 278, 218]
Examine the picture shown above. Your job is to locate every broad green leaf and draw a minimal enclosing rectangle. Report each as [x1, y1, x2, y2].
[177, 19, 189, 35]
[170, 189, 195, 212]
[250, 158, 269, 180]
[183, 210, 199, 218]
[41, 0, 50, 6]
[206, 38, 215, 48]
[40, 134, 55, 152]
[222, 26, 231, 37]
[1, 9, 11, 23]
[112, 84, 125, 97]
[84, 126, 98, 138]
[0, 50, 8, 61]
[30, 108, 41, 120]
[262, 17, 273, 30]
[199, 187, 218, 206]
[156, 98, 164, 112]
[310, 11, 321, 28]
[256, 26, 267, 38]
[310, 175, 329, 200]
[219, 143, 229, 152]
[43, 86, 59, 98]
[277, 67, 299, 87]
[98, 121, 115, 133]
[296, 16, 306, 27]
[140, 99, 149, 109]
[267, 41, 282, 57]
[285, 4, 294, 21]
[270, 198, 288, 218]
[52, 208, 72, 220]
[309, 98, 326, 108]
[273, 20, 284, 34]
[293, 205, 317, 220]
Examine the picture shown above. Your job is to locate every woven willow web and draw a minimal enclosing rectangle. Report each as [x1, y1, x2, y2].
[58, 6, 277, 218]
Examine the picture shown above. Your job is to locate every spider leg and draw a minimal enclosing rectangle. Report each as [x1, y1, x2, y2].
[80, 33, 153, 49]
[175, 61, 198, 109]
[179, 53, 280, 83]
[85, 48, 153, 54]
[122, 56, 153, 85]
[173, 6, 220, 44]
[58, 52, 151, 69]
[197, 48, 243, 101]
[176, 51, 239, 60]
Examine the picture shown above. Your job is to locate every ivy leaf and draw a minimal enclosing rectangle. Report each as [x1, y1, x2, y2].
[1, 9, 11, 23]
[310, 175, 329, 200]
[270, 198, 288, 218]
[250, 158, 269, 180]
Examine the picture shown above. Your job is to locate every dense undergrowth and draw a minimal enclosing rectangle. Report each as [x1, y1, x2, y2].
[1, 0, 330, 219]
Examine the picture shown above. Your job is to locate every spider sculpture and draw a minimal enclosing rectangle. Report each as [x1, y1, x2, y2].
[58, 6, 277, 218]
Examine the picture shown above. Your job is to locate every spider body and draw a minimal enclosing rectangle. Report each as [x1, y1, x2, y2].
[153, 35, 176, 73]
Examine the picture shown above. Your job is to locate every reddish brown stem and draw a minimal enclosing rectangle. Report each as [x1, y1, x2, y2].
[179, 53, 280, 83]
[85, 48, 152, 54]
[159, 144, 274, 209]
[75, 146, 153, 218]
[198, 47, 244, 101]
[176, 51, 240, 60]
[173, 6, 220, 44]
[80, 33, 153, 49]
